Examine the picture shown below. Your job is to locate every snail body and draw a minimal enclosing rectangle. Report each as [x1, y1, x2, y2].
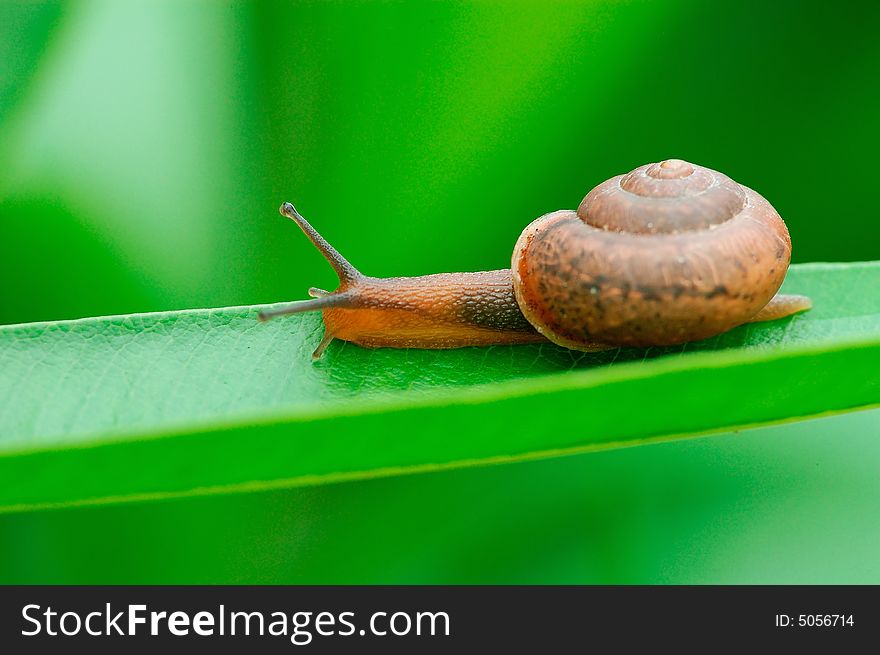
[259, 160, 811, 359]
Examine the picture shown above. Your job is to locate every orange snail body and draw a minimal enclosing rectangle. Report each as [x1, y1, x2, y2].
[259, 159, 811, 359]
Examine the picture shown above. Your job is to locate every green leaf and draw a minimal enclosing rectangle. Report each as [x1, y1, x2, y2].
[1, 262, 878, 513]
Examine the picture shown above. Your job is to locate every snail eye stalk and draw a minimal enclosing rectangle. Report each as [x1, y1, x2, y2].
[279, 202, 361, 283]
[257, 203, 363, 324]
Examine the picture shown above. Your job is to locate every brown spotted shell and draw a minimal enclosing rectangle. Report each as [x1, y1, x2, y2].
[511, 159, 791, 349]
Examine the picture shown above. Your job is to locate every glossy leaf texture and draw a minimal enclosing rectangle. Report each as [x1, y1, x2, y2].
[0, 261, 878, 513]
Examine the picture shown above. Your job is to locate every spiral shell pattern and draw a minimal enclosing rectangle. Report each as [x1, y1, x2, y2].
[512, 159, 792, 349]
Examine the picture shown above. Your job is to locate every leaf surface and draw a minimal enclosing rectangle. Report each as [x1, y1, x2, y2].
[1, 262, 878, 512]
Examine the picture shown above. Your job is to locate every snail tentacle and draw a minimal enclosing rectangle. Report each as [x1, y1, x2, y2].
[279, 202, 361, 283]
[259, 203, 368, 354]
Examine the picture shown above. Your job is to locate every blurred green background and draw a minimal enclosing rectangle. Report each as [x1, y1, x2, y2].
[1, 0, 878, 583]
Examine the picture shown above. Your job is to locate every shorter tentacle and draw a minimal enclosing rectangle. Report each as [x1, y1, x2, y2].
[310, 332, 336, 360]
[257, 292, 358, 322]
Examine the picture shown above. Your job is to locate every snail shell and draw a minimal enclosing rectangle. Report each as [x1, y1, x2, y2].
[512, 159, 791, 349]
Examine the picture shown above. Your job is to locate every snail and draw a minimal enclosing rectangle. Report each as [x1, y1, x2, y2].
[259, 159, 811, 359]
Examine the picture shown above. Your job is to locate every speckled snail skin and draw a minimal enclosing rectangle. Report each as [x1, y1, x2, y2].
[259, 159, 812, 359]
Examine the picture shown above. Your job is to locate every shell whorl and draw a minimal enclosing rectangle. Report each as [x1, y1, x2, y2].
[512, 159, 792, 350]
[578, 158, 746, 234]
